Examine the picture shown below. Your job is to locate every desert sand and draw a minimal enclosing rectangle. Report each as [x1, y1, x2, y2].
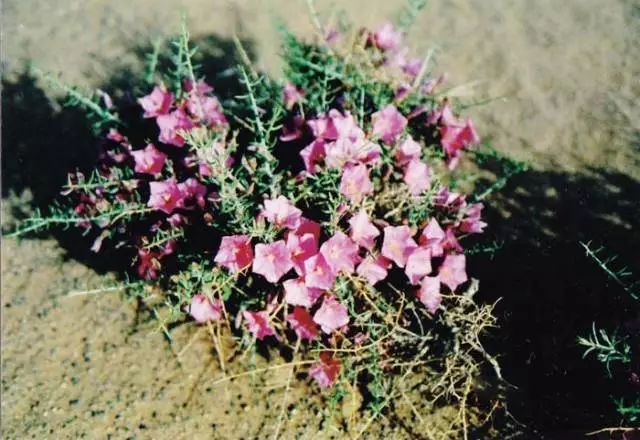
[2, 0, 639, 438]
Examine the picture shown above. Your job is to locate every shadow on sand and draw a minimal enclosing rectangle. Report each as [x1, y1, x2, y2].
[2, 33, 639, 437]
[471, 167, 640, 436]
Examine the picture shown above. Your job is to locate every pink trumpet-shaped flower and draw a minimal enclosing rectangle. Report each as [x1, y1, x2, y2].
[320, 231, 360, 274]
[214, 235, 254, 273]
[303, 253, 337, 290]
[178, 177, 207, 208]
[138, 85, 173, 118]
[131, 143, 167, 175]
[381, 225, 418, 268]
[440, 118, 480, 169]
[283, 277, 322, 308]
[187, 94, 227, 127]
[371, 104, 407, 144]
[283, 82, 304, 109]
[309, 352, 341, 388]
[287, 307, 319, 341]
[294, 217, 322, 242]
[348, 210, 380, 250]
[405, 247, 432, 285]
[427, 103, 458, 126]
[403, 159, 431, 196]
[395, 135, 422, 166]
[417, 276, 442, 314]
[157, 108, 194, 147]
[356, 255, 390, 285]
[420, 218, 446, 257]
[325, 138, 381, 169]
[434, 186, 466, 209]
[443, 227, 464, 253]
[300, 139, 326, 174]
[460, 203, 487, 234]
[183, 79, 214, 95]
[187, 294, 222, 323]
[287, 232, 318, 276]
[331, 110, 365, 142]
[308, 115, 338, 140]
[313, 295, 349, 334]
[148, 178, 184, 214]
[373, 22, 403, 51]
[438, 254, 468, 292]
[252, 241, 294, 283]
[339, 163, 373, 203]
[243, 310, 276, 340]
[262, 195, 303, 230]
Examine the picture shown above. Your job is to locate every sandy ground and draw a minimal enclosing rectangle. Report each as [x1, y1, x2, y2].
[2, 0, 640, 438]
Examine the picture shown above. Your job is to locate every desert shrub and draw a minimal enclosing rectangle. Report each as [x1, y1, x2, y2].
[9, 5, 517, 437]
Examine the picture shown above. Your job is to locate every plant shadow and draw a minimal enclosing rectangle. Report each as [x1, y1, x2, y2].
[469, 165, 640, 436]
[1, 33, 256, 273]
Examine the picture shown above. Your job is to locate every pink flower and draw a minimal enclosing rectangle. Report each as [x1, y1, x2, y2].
[394, 83, 411, 102]
[303, 254, 337, 290]
[148, 178, 184, 214]
[214, 235, 254, 273]
[427, 103, 457, 126]
[300, 139, 326, 174]
[443, 227, 464, 253]
[460, 203, 487, 234]
[131, 143, 167, 175]
[252, 241, 294, 283]
[356, 255, 390, 285]
[106, 128, 126, 143]
[287, 232, 318, 276]
[348, 210, 379, 250]
[157, 108, 194, 147]
[403, 159, 431, 196]
[287, 307, 319, 341]
[325, 139, 381, 169]
[371, 104, 407, 144]
[187, 95, 227, 127]
[405, 247, 432, 285]
[395, 136, 422, 166]
[138, 86, 173, 118]
[188, 294, 222, 323]
[183, 79, 214, 95]
[243, 310, 276, 340]
[438, 254, 468, 292]
[417, 276, 442, 314]
[373, 22, 402, 51]
[294, 217, 322, 242]
[283, 277, 322, 308]
[330, 110, 365, 141]
[440, 119, 480, 169]
[309, 352, 341, 388]
[434, 187, 466, 210]
[401, 57, 422, 78]
[339, 163, 373, 203]
[178, 178, 207, 208]
[308, 115, 338, 140]
[262, 195, 302, 230]
[137, 249, 161, 280]
[313, 295, 349, 334]
[381, 225, 418, 267]
[283, 82, 304, 109]
[420, 218, 446, 257]
[320, 231, 360, 274]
